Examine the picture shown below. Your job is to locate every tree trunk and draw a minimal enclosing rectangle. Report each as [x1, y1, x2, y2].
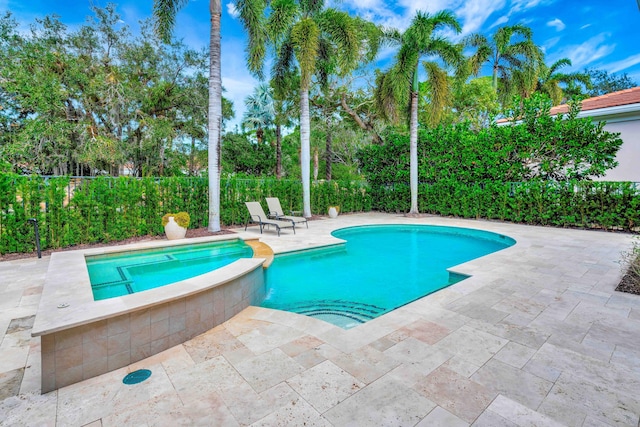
[208, 0, 222, 232]
[325, 122, 332, 181]
[276, 124, 282, 179]
[340, 93, 383, 145]
[300, 86, 311, 218]
[159, 140, 165, 176]
[409, 89, 419, 214]
[190, 136, 195, 176]
[313, 147, 318, 181]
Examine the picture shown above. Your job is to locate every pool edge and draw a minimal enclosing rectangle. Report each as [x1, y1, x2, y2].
[32, 235, 267, 393]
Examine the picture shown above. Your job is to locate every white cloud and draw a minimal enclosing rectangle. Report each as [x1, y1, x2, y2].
[490, 15, 509, 28]
[546, 18, 565, 31]
[553, 34, 615, 70]
[509, 0, 552, 13]
[226, 2, 240, 19]
[580, 23, 592, 30]
[456, 0, 507, 37]
[543, 36, 560, 52]
[606, 53, 640, 73]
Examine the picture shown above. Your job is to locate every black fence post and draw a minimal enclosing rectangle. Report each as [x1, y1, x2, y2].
[27, 218, 41, 258]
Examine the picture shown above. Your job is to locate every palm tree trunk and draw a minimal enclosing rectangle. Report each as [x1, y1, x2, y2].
[325, 123, 332, 181]
[208, 0, 222, 232]
[300, 86, 311, 218]
[409, 89, 419, 214]
[276, 124, 282, 179]
[190, 136, 195, 176]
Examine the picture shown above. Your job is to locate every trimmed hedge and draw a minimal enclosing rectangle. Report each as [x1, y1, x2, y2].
[0, 174, 371, 254]
[372, 180, 640, 231]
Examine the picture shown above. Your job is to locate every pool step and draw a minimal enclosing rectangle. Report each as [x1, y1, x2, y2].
[290, 300, 387, 324]
[245, 240, 274, 268]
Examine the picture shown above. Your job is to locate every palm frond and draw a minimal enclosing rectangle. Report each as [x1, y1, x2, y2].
[427, 37, 463, 68]
[235, 0, 268, 78]
[548, 57, 571, 74]
[271, 37, 296, 93]
[316, 9, 360, 74]
[422, 61, 450, 127]
[374, 70, 403, 124]
[290, 18, 320, 87]
[152, 0, 188, 43]
[266, 0, 299, 46]
[299, 0, 324, 16]
[355, 18, 384, 63]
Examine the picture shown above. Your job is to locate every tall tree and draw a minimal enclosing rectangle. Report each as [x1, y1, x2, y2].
[465, 25, 542, 95]
[376, 10, 462, 215]
[153, 0, 223, 231]
[242, 82, 275, 145]
[236, 0, 379, 217]
[533, 58, 590, 105]
[583, 68, 637, 97]
[271, 71, 299, 179]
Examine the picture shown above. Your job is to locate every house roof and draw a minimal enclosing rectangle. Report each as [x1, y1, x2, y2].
[548, 86, 640, 116]
[496, 86, 640, 125]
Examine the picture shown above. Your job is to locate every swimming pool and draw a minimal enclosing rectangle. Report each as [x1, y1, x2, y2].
[261, 225, 515, 329]
[86, 239, 254, 300]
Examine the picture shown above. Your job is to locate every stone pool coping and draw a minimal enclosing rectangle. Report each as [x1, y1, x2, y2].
[32, 234, 264, 337]
[31, 234, 272, 392]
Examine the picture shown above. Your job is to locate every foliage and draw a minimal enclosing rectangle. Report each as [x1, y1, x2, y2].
[583, 68, 637, 97]
[532, 58, 590, 105]
[421, 76, 499, 130]
[464, 24, 542, 99]
[359, 94, 622, 185]
[620, 238, 640, 292]
[367, 180, 640, 232]
[221, 132, 276, 176]
[162, 212, 190, 228]
[376, 10, 462, 214]
[0, 7, 234, 177]
[242, 83, 275, 144]
[0, 174, 371, 254]
[236, 0, 382, 217]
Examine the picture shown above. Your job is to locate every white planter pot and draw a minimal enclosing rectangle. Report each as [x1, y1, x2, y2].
[328, 207, 339, 219]
[164, 216, 187, 240]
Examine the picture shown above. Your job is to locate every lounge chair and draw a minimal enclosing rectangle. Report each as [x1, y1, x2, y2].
[266, 197, 308, 228]
[244, 202, 295, 236]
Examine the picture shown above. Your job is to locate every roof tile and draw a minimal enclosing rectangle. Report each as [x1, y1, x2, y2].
[549, 86, 640, 115]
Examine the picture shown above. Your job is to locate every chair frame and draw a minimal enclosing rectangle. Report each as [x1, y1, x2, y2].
[265, 197, 308, 229]
[244, 202, 295, 236]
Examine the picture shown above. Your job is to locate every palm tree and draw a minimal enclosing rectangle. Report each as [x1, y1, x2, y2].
[235, 0, 378, 217]
[153, 0, 223, 232]
[465, 24, 542, 93]
[534, 58, 591, 105]
[271, 72, 299, 179]
[242, 83, 275, 145]
[376, 10, 462, 215]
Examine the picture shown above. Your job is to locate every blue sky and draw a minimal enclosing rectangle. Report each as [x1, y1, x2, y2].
[2, 0, 639, 130]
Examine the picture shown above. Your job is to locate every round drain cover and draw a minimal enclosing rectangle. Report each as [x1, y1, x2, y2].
[123, 369, 151, 385]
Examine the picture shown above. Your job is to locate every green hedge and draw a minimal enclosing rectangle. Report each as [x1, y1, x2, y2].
[372, 180, 640, 231]
[0, 174, 371, 254]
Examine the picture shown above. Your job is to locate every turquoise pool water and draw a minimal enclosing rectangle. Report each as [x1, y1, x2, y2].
[86, 240, 253, 300]
[261, 225, 515, 329]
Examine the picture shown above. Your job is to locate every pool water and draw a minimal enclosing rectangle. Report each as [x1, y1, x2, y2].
[87, 240, 253, 300]
[261, 225, 515, 329]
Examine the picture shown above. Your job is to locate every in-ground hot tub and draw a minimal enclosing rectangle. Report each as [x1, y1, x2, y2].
[31, 235, 267, 393]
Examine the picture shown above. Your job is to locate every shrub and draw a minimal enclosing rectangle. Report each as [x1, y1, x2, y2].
[162, 212, 190, 228]
[0, 175, 371, 254]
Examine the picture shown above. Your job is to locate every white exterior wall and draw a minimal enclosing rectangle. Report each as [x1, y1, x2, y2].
[597, 119, 640, 182]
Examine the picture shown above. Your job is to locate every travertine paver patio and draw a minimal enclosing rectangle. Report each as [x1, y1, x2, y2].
[2, 213, 640, 426]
